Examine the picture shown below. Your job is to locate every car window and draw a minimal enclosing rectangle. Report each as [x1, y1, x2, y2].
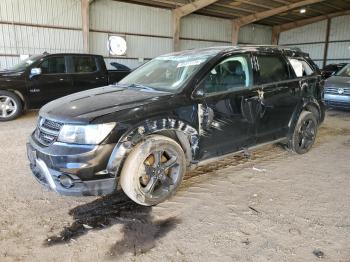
[72, 56, 97, 73]
[202, 54, 253, 94]
[40, 57, 66, 74]
[288, 57, 314, 77]
[256, 54, 290, 84]
[335, 64, 350, 77]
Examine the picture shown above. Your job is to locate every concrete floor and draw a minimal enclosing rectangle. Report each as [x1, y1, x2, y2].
[0, 109, 349, 262]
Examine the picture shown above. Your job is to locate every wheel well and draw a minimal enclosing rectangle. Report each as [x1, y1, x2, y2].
[1, 89, 27, 110]
[152, 130, 192, 166]
[305, 104, 320, 123]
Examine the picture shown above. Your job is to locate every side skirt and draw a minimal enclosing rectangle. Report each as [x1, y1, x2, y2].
[190, 137, 287, 170]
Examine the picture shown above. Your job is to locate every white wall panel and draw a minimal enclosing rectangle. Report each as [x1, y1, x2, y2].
[327, 41, 350, 60]
[239, 24, 272, 44]
[90, 0, 171, 36]
[0, 24, 83, 56]
[0, 0, 81, 28]
[279, 20, 327, 44]
[329, 15, 350, 41]
[181, 14, 231, 42]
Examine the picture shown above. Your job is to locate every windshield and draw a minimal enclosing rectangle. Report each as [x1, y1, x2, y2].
[8, 55, 42, 71]
[119, 52, 217, 92]
[335, 64, 350, 77]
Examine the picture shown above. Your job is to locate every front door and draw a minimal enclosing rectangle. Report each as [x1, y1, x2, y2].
[27, 55, 72, 108]
[194, 53, 259, 160]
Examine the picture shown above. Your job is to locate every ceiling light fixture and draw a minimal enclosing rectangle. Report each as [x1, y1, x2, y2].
[300, 8, 306, 14]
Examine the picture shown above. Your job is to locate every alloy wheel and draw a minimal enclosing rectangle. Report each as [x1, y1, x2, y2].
[139, 149, 180, 199]
[297, 119, 316, 151]
[0, 95, 17, 118]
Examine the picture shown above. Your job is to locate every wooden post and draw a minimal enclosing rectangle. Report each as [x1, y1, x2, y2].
[271, 26, 280, 45]
[232, 20, 240, 45]
[171, 0, 220, 51]
[172, 11, 181, 52]
[322, 18, 331, 68]
[82, 0, 89, 53]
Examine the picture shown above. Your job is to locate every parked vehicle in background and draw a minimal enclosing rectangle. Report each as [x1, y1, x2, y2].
[321, 63, 347, 79]
[110, 62, 131, 71]
[324, 63, 350, 109]
[27, 46, 325, 206]
[0, 53, 130, 121]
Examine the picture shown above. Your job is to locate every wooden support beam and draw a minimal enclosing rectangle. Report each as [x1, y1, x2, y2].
[81, 0, 89, 53]
[274, 10, 350, 32]
[172, 12, 181, 52]
[173, 0, 219, 17]
[233, 0, 325, 27]
[231, 20, 240, 45]
[271, 26, 280, 45]
[323, 18, 331, 68]
[172, 0, 219, 51]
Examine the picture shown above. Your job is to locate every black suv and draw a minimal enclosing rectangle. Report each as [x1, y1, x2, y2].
[27, 46, 325, 206]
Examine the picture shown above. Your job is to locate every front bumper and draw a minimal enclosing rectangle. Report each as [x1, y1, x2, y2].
[26, 134, 117, 196]
[324, 94, 350, 109]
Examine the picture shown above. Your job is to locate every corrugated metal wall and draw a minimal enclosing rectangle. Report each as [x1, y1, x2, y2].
[0, 0, 273, 69]
[90, 0, 272, 68]
[279, 15, 350, 68]
[0, 0, 82, 69]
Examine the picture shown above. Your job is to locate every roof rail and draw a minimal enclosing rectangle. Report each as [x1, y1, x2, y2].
[238, 44, 302, 52]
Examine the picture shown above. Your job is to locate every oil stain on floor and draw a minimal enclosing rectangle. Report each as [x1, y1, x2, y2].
[44, 190, 180, 256]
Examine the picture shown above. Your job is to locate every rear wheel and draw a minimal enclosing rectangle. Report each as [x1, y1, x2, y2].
[289, 111, 318, 154]
[0, 90, 23, 121]
[120, 135, 186, 206]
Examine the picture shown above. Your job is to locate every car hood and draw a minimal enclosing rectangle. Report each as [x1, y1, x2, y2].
[40, 85, 172, 124]
[325, 76, 350, 88]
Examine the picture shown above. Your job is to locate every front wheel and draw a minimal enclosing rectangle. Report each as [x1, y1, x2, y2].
[120, 135, 186, 206]
[289, 111, 318, 154]
[0, 90, 23, 121]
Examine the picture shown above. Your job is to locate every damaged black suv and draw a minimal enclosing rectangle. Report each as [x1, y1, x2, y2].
[27, 46, 325, 206]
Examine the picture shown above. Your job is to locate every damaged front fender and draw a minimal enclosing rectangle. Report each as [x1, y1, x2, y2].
[106, 118, 199, 177]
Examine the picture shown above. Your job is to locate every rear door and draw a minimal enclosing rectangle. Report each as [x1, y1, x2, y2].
[68, 55, 108, 93]
[27, 55, 72, 107]
[253, 52, 301, 143]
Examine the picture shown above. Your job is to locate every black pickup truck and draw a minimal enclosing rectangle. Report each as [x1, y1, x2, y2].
[0, 53, 130, 121]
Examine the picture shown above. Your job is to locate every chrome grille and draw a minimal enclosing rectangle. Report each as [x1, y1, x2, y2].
[35, 118, 63, 146]
[324, 87, 350, 95]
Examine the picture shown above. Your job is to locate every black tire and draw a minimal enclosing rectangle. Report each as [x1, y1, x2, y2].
[0, 90, 23, 121]
[120, 135, 186, 206]
[289, 111, 318, 154]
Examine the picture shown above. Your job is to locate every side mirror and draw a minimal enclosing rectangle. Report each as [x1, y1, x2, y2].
[30, 68, 41, 77]
[192, 87, 205, 100]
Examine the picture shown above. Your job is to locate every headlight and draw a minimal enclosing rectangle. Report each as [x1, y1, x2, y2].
[57, 123, 116, 145]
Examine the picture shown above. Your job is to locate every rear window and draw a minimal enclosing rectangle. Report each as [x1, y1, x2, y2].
[256, 54, 290, 84]
[72, 56, 97, 73]
[288, 57, 314, 77]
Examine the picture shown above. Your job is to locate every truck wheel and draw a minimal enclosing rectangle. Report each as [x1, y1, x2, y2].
[0, 90, 23, 121]
[120, 135, 186, 206]
[288, 111, 318, 154]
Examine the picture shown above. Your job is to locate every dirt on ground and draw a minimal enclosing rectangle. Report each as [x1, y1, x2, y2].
[0, 109, 349, 262]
